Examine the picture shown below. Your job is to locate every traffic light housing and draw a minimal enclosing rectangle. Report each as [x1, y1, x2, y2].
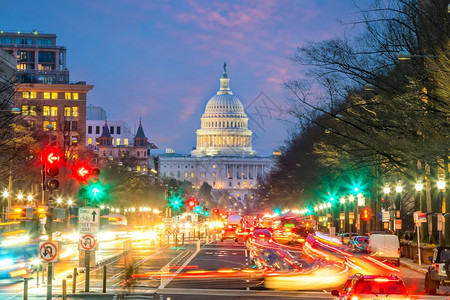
[44, 148, 61, 192]
[72, 162, 100, 183]
[362, 208, 370, 220]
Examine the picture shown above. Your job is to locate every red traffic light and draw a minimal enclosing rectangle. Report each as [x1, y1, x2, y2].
[362, 208, 370, 220]
[213, 208, 219, 214]
[46, 152, 60, 164]
[77, 166, 90, 178]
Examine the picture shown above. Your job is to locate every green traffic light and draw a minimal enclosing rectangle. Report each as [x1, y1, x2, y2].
[168, 194, 183, 210]
[204, 210, 209, 217]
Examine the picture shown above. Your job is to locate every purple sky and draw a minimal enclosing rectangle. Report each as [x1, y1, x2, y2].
[2, 0, 357, 155]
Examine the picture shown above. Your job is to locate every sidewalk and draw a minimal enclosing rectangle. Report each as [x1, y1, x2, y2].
[400, 258, 428, 274]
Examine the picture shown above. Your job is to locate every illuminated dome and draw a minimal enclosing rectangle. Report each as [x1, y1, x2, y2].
[191, 63, 256, 157]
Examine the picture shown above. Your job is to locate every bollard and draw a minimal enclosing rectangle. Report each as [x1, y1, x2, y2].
[197, 240, 200, 251]
[182, 233, 185, 246]
[167, 235, 170, 247]
[103, 265, 107, 293]
[159, 233, 162, 248]
[36, 265, 40, 287]
[62, 279, 67, 300]
[72, 267, 77, 294]
[193, 228, 195, 240]
[24, 278, 28, 300]
[175, 234, 178, 249]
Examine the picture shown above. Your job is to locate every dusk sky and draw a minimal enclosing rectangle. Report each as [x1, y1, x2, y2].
[2, 0, 358, 156]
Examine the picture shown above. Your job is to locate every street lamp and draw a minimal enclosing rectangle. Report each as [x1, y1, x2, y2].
[437, 179, 446, 246]
[17, 193, 23, 201]
[68, 199, 73, 206]
[56, 197, 62, 205]
[27, 195, 32, 202]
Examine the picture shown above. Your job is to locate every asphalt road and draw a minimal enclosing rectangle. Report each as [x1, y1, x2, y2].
[1, 236, 448, 299]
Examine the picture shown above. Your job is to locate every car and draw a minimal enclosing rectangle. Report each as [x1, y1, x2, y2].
[348, 236, 369, 252]
[331, 273, 410, 299]
[338, 232, 358, 244]
[367, 234, 400, 266]
[425, 246, 450, 295]
[249, 228, 272, 243]
[220, 224, 239, 242]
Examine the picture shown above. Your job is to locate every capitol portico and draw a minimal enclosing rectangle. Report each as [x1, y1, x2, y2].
[159, 64, 273, 207]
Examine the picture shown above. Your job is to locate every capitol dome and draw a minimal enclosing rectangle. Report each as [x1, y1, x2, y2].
[191, 63, 256, 157]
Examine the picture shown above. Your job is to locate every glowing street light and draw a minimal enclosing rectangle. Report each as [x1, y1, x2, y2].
[340, 197, 346, 204]
[395, 184, 403, 193]
[383, 187, 390, 194]
[349, 195, 354, 202]
[2, 190, 8, 198]
[57, 198, 62, 204]
[17, 193, 23, 200]
[437, 180, 446, 190]
[68, 199, 73, 206]
[415, 182, 424, 192]
[27, 195, 33, 201]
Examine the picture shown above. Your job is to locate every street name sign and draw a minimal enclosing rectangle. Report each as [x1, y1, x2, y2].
[79, 208, 100, 234]
[39, 241, 58, 263]
[80, 234, 97, 251]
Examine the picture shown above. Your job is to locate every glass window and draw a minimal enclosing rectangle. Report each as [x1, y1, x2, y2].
[64, 121, 70, 131]
[73, 93, 79, 100]
[116, 138, 120, 145]
[43, 120, 50, 131]
[51, 121, 57, 130]
[51, 106, 57, 116]
[64, 107, 70, 116]
[30, 106, 36, 116]
[44, 92, 50, 99]
[22, 92, 29, 99]
[0, 38, 12, 44]
[51, 92, 58, 99]
[88, 137, 92, 145]
[43, 106, 50, 116]
[88, 126, 92, 134]
[30, 92, 37, 99]
[64, 92, 71, 99]
[185, 172, 188, 178]
[191, 172, 194, 178]
[38, 51, 54, 63]
[21, 105, 29, 115]
[110, 126, 114, 135]
[72, 107, 79, 117]
[117, 127, 121, 134]
[72, 121, 78, 131]
[124, 138, 129, 146]
[95, 126, 100, 134]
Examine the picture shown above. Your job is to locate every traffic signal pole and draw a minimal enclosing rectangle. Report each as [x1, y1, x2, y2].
[46, 191, 53, 300]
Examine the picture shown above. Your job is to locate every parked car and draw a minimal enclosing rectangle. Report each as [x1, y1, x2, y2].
[367, 234, 400, 266]
[331, 273, 410, 299]
[425, 246, 450, 295]
[348, 236, 369, 252]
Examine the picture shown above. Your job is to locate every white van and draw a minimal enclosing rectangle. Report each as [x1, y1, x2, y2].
[367, 234, 400, 266]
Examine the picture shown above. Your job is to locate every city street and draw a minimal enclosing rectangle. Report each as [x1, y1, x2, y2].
[1, 236, 447, 299]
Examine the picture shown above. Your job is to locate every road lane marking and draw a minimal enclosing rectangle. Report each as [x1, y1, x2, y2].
[158, 247, 201, 289]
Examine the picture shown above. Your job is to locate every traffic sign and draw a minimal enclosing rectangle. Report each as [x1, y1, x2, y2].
[165, 228, 172, 236]
[39, 241, 58, 263]
[79, 208, 100, 234]
[80, 234, 97, 251]
[382, 211, 390, 222]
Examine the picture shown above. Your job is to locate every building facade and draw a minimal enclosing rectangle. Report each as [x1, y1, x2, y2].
[0, 31, 93, 155]
[159, 65, 273, 206]
[86, 105, 133, 148]
[96, 120, 150, 173]
[0, 31, 69, 84]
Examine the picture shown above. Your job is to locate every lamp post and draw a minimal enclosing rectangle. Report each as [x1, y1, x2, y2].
[383, 186, 390, 231]
[415, 182, 424, 265]
[437, 179, 445, 246]
[395, 183, 403, 235]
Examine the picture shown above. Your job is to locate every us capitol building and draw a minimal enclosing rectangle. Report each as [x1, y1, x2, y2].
[159, 64, 274, 208]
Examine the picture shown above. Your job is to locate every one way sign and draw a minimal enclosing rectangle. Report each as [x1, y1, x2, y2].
[79, 208, 100, 234]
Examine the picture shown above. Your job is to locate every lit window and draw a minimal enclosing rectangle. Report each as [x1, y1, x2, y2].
[191, 172, 194, 178]
[44, 92, 50, 99]
[51, 106, 58, 116]
[213, 172, 216, 178]
[43, 106, 50, 116]
[30, 106, 36, 116]
[51, 121, 57, 130]
[51, 92, 58, 99]
[64, 93, 71, 99]
[124, 138, 129, 146]
[22, 92, 29, 98]
[43, 120, 50, 131]
[21, 105, 29, 115]
[64, 107, 70, 116]
[88, 137, 92, 145]
[185, 172, 188, 178]
[72, 107, 79, 117]
[73, 93, 79, 100]
[213, 165, 216, 169]
[30, 92, 37, 99]
[116, 138, 120, 145]
[137, 165, 141, 171]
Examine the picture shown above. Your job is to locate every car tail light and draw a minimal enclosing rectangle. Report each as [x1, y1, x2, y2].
[398, 248, 400, 255]
[374, 277, 389, 282]
[434, 264, 439, 272]
[351, 296, 359, 300]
